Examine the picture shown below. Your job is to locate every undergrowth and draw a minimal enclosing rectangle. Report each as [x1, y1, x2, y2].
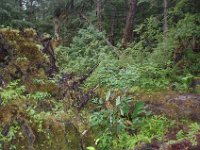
[0, 10, 200, 149]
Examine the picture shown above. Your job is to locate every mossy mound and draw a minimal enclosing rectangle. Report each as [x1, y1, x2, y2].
[0, 28, 48, 81]
[136, 91, 200, 121]
[0, 28, 61, 95]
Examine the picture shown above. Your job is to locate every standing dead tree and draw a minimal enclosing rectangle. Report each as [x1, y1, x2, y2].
[96, 0, 103, 32]
[163, 0, 168, 35]
[41, 37, 59, 77]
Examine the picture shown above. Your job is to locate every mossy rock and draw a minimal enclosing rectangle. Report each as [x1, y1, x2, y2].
[137, 91, 200, 121]
[196, 85, 200, 94]
[190, 77, 200, 94]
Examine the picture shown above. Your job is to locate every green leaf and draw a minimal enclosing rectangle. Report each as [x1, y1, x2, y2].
[120, 108, 124, 116]
[116, 96, 121, 106]
[131, 101, 145, 117]
[106, 90, 111, 101]
[135, 101, 144, 112]
[86, 147, 96, 150]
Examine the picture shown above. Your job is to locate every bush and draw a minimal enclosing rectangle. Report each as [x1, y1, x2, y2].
[85, 58, 171, 91]
[56, 26, 112, 73]
[90, 92, 150, 149]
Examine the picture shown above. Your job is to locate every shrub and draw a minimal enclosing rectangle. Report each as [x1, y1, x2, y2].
[55, 26, 112, 73]
[90, 92, 150, 149]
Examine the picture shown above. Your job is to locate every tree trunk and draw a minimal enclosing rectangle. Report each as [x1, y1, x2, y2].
[109, 7, 116, 45]
[96, 0, 103, 31]
[18, 0, 23, 8]
[122, 0, 137, 47]
[27, 0, 35, 21]
[53, 17, 61, 40]
[163, 0, 168, 34]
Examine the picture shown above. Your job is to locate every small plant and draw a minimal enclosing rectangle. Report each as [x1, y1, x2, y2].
[175, 122, 200, 146]
[0, 121, 20, 149]
[26, 107, 51, 133]
[139, 115, 172, 140]
[114, 115, 172, 149]
[0, 80, 26, 106]
[56, 26, 112, 73]
[90, 91, 150, 149]
[28, 91, 51, 101]
[85, 58, 171, 91]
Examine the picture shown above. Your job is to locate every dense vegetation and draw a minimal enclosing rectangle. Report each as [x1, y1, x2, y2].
[0, 0, 200, 149]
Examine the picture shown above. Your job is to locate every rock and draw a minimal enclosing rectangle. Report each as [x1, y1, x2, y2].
[190, 77, 200, 94]
[138, 91, 200, 121]
[135, 133, 200, 150]
[164, 94, 200, 120]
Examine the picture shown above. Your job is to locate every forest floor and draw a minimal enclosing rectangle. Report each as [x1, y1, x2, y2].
[0, 28, 200, 150]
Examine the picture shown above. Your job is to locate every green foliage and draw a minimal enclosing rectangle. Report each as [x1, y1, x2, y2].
[0, 0, 24, 27]
[86, 58, 171, 90]
[113, 116, 172, 149]
[171, 73, 194, 91]
[86, 147, 96, 150]
[134, 16, 162, 52]
[0, 121, 20, 149]
[56, 26, 112, 73]
[90, 93, 150, 149]
[28, 92, 51, 101]
[139, 116, 172, 139]
[26, 107, 51, 133]
[91, 110, 172, 150]
[150, 13, 200, 67]
[176, 123, 200, 146]
[0, 80, 25, 106]
[1, 0, 200, 149]
[174, 14, 200, 38]
[184, 50, 200, 75]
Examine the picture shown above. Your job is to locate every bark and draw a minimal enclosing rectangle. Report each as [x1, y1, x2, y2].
[173, 39, 185, 71]
[18, 0, 23, 8]
[26, 0, 35, 21]
[109, 7, 116, 45]
[163, 0, 168, 34]
[53, 17, 62, 40]
[192, 36, 200, 52]
[41, 38, 58, 76]
[96, 0, 103, 31]
[122, 0, 137, 47]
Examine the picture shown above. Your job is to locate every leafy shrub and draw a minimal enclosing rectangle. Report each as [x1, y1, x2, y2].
[28, 91, 51, 101]
[175, 122, 200, 146]
[90, 92, 172, 150]
[56, 26, 112, 73]
[150, 13, 200, 69]
[85, 58, 171, 90]
[113, 116, 172, 149]
[133, 16, 162, 53]
[0, 121, 20, 149]
[90, 92, 150, 149]
[0, 80, 25, 106]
